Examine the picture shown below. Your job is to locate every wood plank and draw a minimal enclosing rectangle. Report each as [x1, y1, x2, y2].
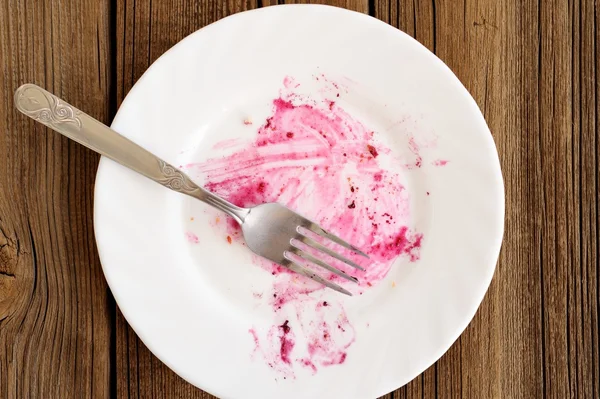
[114, 1, 259, 398]
[262, 0, 368, 12]
[375, 1, 505, 397]
[113, 1, 368, 398]
[0, 0, 112, 398]
[373, 0, 599, 398]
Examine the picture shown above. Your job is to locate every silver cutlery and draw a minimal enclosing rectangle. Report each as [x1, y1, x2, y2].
[14, 83, 368, 295]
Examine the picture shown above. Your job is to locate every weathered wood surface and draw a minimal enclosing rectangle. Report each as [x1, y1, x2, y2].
[0, 0, 112, 398]
[0, 0, 597, 398]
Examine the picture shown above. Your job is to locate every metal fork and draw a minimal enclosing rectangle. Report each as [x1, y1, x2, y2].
[14, 84, 368, 295]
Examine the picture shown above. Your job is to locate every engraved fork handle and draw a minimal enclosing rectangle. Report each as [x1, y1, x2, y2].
[14, 83, 249, 224]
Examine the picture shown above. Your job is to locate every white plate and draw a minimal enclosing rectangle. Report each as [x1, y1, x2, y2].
[94, 5, 504, 399]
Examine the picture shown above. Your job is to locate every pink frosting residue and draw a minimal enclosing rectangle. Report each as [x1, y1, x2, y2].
[184, 75, 436, 376]
[278, 320, 295, 364]
[185, 231, 199, 244]
[247, 321, 297, 380]
[301, 300, 354, 368]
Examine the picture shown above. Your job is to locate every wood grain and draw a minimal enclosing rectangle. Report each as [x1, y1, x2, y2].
[0, 0, 598, 398]
[113, 2, 368, 398]
[0, 0, 112, 398]
[114, 1, 259, 397]
[374, 0, 600, 398]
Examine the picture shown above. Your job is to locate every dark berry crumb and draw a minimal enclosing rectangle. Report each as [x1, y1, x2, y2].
[367, 144, 378, 158]
[280, 320, 290, 334]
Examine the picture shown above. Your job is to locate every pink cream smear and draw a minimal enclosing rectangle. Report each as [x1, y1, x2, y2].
[185, 75, 428, 376]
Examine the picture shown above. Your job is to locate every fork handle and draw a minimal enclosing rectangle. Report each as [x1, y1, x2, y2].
[14, 83, 249, 224]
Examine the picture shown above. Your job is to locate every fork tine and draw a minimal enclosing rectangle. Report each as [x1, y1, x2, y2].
[282, 259, 352, 296]
[301, 223, 370, 258]
[288, 246, 359, 283]
[296, 235, 366, 272]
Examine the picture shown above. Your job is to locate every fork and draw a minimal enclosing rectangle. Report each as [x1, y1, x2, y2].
[14, 83, 368, 295]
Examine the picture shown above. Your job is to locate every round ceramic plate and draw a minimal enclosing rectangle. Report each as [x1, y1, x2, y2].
[94, 5, 504, 399]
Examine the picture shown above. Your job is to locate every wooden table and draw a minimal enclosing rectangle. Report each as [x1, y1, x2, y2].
[1, 1, 598, 398]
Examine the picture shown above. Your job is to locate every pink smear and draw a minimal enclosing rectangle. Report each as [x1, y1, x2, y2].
[212, 138, 241, 150]
[300, 358, 318, 374]
[271, 286, 314, 310]
[432, 159, 449, 166]
[302, 301, 354, 367]
[185, 75, 428, 375]
[279, 320, 295, 364]
[248, 322, 297, 379]
[249, 328, 260, 355]
[188, 97, 423, 278]
[185, 232, 199, 244]
[283, 76, 300, 89]
[249, 301, 355, 376]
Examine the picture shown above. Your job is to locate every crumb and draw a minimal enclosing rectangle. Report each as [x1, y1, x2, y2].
[367, 144, 378, 158]
[190, 217, 194, 221]
[244, 118, 253, 125]
[227, 235, 232, 244]
[215, 216, 221, 224]
[392, 281, 396, 287]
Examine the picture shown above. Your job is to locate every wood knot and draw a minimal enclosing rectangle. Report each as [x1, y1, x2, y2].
[0, 229, 22, 320]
